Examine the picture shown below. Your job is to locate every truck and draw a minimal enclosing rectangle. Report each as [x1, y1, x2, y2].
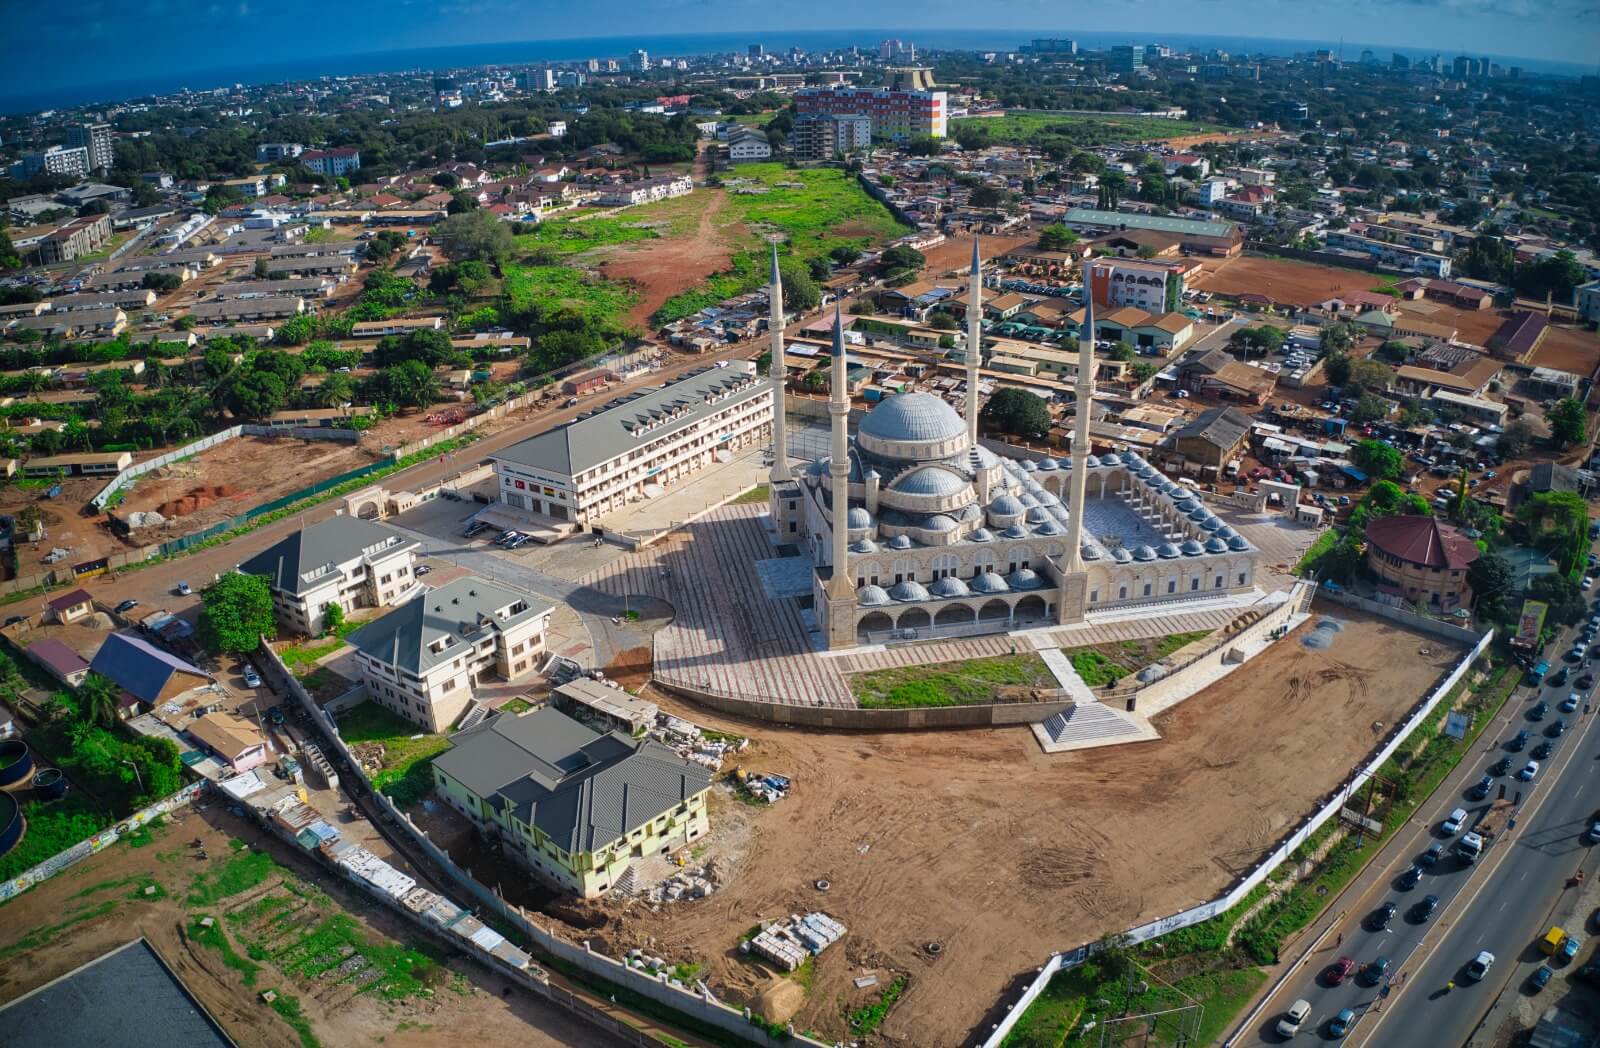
[1457, 799, 1514, 863]
[1541, 926, 1569, 956]
[1529, 660, 1550, 686]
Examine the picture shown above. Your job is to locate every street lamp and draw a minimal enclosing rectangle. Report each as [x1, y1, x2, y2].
[121, 758, 143, 795]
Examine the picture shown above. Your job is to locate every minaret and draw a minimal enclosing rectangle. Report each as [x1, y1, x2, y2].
[1057, 294, 1095, 624]
[827, 306, 852, 601]
[965, 237, 982, 445]
[768, 243, 790, 482]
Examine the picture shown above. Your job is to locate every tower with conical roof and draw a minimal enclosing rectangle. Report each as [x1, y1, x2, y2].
[1057, 294, 1095, 623]
[965, 238, 982, 446]
[822, 306, 857, 648]
[767, 243, 791, 483]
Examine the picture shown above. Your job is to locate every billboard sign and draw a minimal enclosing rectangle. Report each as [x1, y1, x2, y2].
[1513, 599, 1548, 649]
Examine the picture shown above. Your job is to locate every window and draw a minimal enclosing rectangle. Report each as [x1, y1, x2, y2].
[1119, 585, 1127, 600]
[1143, 583, 1152, 597]
[1168, 579, 1176, 594]
[1215, 575, 1223, 589]
[1238, 572, 1246, 585]
[1192, 577, 1200, 591]
[442, 678, 457, 692]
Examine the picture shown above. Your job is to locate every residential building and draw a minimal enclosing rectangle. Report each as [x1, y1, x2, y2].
[789, 113, 872, 161]
[349, 316, 445, 338]
[1577, 279, 1600, 324]
[1165, 406, 1253, 474]
[35, 213, 112, 264]
[726, 126, 772, 163]
[26, 638, 90, 687]
[1486, 311, 1548, 360]
[188, 296, 304, 323]
[89, 632, 215, 708]
[9, 145, 89, 180]
[431, 706, 712, 897]
[1065, 208, 1242, 256]
[794, 84, 948, 140]
[1364, 514, 1478, 611]
[64, 123, 115, 171]
[257, 143, 305, 162]
[21, 451, 133, 477]
[1321, 230, 1452, 277]
[347, 575, 555, 733]
[44, 588, 95, 624]
[1087, 258, 1186, 313]
[1109, 45, 1145, 74]
[237, 513, 421, 635]
[1093, 306, 1196, 354]
[490, 363, 772, 523]
[301, 148, 362, 177]
[592, 175, 693, 207]
[186, 712, 268, 773]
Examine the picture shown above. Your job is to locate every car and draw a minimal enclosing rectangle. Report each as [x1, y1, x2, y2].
[1552, 668, 1571, 688]
[1577, 961, 1600, 986]
[1361, 956, 1391, 986]
[1422, 841, 1445, 866]
[1412, 894, 1440, 922]
[1587, 820, 1600, 845]
[1469, 775, 1494, 800]
[1533, 741, 1554, 760]
[1485, 470, 1497, 479]
[1275, 999, 1312, 1038]
[1465, 951, 1494, 981]
[114, 599, 139, 614]
[269, 705, 285, 726]
[1509, 729, 1530, 752]
[1579, 674, 1595, 690]
[1325, 955, 1357, 985]
[1530, 701, 1550, 721]
[1550, 719, 1568, 737]
[414, 565, 432, 576]
[1400, 864, 1423, 890]
[1519, 760, 1541, 782]
[1561, 936, 1583, 963]
[1586, 578, 1594, 591]
[242, 666, 261, 688]
[175, 581, 191, 596]
[1490, 757, 1512, 776]
[1369, 901, 1398, 929]
[1530, 966, 1554, 992]
[1562, 694, 1581, 713]
[1327, 1007, 1355, 1039]
[1442, 808, 1469, 835]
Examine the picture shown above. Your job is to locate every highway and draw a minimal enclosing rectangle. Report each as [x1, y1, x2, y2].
[1240, 625, 1600, 1046]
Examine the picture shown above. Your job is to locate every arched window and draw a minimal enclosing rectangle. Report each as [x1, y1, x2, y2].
[931, 553, 960, 580]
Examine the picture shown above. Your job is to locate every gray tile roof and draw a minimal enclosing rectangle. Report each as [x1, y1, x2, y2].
[1175, 406, 1252, 450]
[0, 938, 237, 1048]
[433, 706, 713, 855]
[346, 575, 551, 676]
[237, 514, 416, 597]
[491, 364, 767, 479]
[1065, 207, 1238, 239]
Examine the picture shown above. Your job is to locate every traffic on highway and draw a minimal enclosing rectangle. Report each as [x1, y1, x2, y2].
[1241, 598, 1600, 1045]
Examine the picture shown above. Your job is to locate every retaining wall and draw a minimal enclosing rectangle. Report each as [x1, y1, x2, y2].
[977, 622, 1494, 1047]
[259, 642, 831, 1047]
[1316, 586, 1482, 644]
[656, 679, 1073, 730]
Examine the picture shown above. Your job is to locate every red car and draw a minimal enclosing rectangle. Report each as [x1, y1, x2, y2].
[1326, 955, 1357, 985]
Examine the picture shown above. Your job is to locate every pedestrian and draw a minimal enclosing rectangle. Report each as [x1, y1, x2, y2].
[1335, 932, 1342, 947]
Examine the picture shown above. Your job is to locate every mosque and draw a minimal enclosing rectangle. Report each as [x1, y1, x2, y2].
[767, 242, 1262, 650]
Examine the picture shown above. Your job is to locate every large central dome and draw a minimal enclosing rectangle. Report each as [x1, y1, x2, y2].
[859, 392, 966, 444]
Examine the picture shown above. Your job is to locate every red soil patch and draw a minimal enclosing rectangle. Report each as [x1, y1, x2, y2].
[598, 191, 737, 327]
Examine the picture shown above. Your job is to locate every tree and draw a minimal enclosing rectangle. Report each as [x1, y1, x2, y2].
[321, 602, 346, 638]
[77, 672, 121, 728]
[1519, 489, 1589, 577]
[1229, 325, 1284, 360]
[199, 572, 276, 654]
[221, 369, 288, 419]
[317, 371, 356, 407]
[1343, 359, 1395, 397]
[980, 387, 1052, 440]
[1348, 480, 1431, 531]
[142, 271, 182, 292]
[1350, 439, 1402, 481]
[777, 257, 820, 313]
[1498, 419, 1533, 457]
[437, 209, 513, 264]
[1549, 397, 1588, 449]
[374, 359, 440, 408]
[1038, 224, 1079, 251]
[447, 190, 481, 214]
[1350, 394, 1390, 424]
[1468, 549, 1514, 617]
[928, 311, 959, 331]
[879, 244, 925, 273]
[829, 245, 862, 266]
[1108, 341, 1136, 362]
[254, 256, 271, 279]
[1531, 570, 1585, 627]
[374, 328, 453, 367]
[0, 229, 21, 272]
[1323, 349, 1352, 388]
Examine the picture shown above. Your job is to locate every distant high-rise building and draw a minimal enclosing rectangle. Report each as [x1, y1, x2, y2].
[749, 43, 764, 58]
[1274, 100, 1309, 125]
[586, 58, 600, 73]
[517, 68, 556, 92]
[629, 49, 649, 72]
[1452, 55, 1471, 78]
[1391, 53, 1411, 71]
[1359, 50, 1377, 65]
[794, 82, 946, 140]
[878, 38, 916, 62]
[789, 113, 873, 160]
[9, 145, 89, 180]
[1109, 45, 1145, 74]
[64, 123, 114, 172]
[1029, 38, 1077, 54]
[433, 74, 457, 94]
[257, 142, 304, 163]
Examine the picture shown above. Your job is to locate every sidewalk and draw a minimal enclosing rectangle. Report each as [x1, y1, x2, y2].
[1224, 664, 1531, 1042]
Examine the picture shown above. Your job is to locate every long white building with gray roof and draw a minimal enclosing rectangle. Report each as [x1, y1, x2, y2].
[237, 513, 420, 635]
[489, 362, 772, 524]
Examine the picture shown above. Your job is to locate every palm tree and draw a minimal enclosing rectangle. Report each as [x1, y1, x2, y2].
[77, 673, 120, 728]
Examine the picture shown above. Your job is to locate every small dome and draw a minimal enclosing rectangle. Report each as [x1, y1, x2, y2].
[1034, 520, 1064, 536]
[1113, 547, 1133, 563]
[1036, 490, 1061, 507]
[1200, 516, 1225, 532]
[1084, 455, 1101, 468]
[860, 392, 967, 445]
[1216, 526, 1238, 540]
[847, 506, 873, 529]
[889, 580, 930, 602]
[924, 514, 958, 532]
[1204, 537, 1229, 554]
[1057, 457, 1073, 470]
[1160, 481, 1181, 496]
[1026, 507, 1051, 524]
[892, 466, 969, 498]
[930, 576, 971, 598]
[1174, 498, 1200, 513]
[850, 538, 879, 554]
[887, 534, 914, 550]
[1188, 507, 1211, 522]
[1020, 458, 1038, 472]
[969, 527, 995, 542]
[858, 585, 891, 606]
[1002, 523, 1030, 539]
[1018, 492, 1040, 509]
[1036, 458, 1059, 471]
[1228, 536, 1251, 551]
[989, 494, 1026, 520]
[1007, 568, 1043, 590]
[1099, 452, 1122, 465]
[971, 571, 1010, 593]
[1082, 543, 1102, 561]
[806, 458, 827, 476]
[1133, 544, 1158, 561]
[1157, 542, 1182, 559]
[1138, 466, 1159, 480]
[1180, 539, 1205, 556]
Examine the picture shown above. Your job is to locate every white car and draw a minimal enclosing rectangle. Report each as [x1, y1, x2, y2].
[1519, 760, 1541, 782]
[1276, 998, 1312, 1038]
[1442, 808, 1468, 835]
[1465, 951, 1494, 980]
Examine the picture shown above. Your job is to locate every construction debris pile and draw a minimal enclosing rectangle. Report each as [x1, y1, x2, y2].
[741, 912, 848, 973]
[734, 768, 791, 804]
[645, 860, 724, 904]
[650, 713, 747, 772]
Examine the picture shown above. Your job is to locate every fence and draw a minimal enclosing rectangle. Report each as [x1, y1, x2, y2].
[0, 780, 206, 903]
[1317, 585, 1482, 644]
[977, 620, 1494, 1048]
[257, 642, 833, 1048]
[90, 425, 245, 509]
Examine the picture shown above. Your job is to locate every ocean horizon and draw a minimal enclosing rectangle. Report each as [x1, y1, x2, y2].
[2, 28, 1589, 116]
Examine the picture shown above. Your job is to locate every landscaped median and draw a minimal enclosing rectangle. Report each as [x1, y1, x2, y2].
[849, 654, 1058, 709]
[999, 647, 1518, 1047]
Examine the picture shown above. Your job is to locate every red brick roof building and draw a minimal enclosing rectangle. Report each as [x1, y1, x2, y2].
[1364, 515, 1479, 611]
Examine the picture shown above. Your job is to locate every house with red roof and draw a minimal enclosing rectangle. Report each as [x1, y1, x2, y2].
[1364, 515, 1479, 612]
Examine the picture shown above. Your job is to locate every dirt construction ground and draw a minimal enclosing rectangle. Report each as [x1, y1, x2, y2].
[580, 607, 1464, 1046]
[594, 191, 739, 328]
[0, 809, 615, 1048]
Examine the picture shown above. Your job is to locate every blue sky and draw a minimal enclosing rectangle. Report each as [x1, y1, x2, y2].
[6, 0, 1598, 101]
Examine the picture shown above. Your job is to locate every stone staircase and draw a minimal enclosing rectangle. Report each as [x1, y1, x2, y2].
[1033, 700, 1159, 754]
[611, 863, 640, 898]
[455, 701, 493, 732]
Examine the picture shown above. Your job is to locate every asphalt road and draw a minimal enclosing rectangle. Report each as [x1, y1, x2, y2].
[1241, 634, 1600, 1045]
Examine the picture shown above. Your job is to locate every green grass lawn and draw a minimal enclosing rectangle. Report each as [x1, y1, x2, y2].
[952, 112, 1226, 146]
[730, 484, 769, 505]
[501, 263, 638, 331]
[1069, 630, 1211, 687]
[850, 654, 1056, 709]
[333, 701, 450, 807]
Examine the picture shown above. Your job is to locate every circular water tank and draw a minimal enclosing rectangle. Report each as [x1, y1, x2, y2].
[31, 767, 67, 801]
[0, 792, 19, 858]
[0, 740, 33, 788]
